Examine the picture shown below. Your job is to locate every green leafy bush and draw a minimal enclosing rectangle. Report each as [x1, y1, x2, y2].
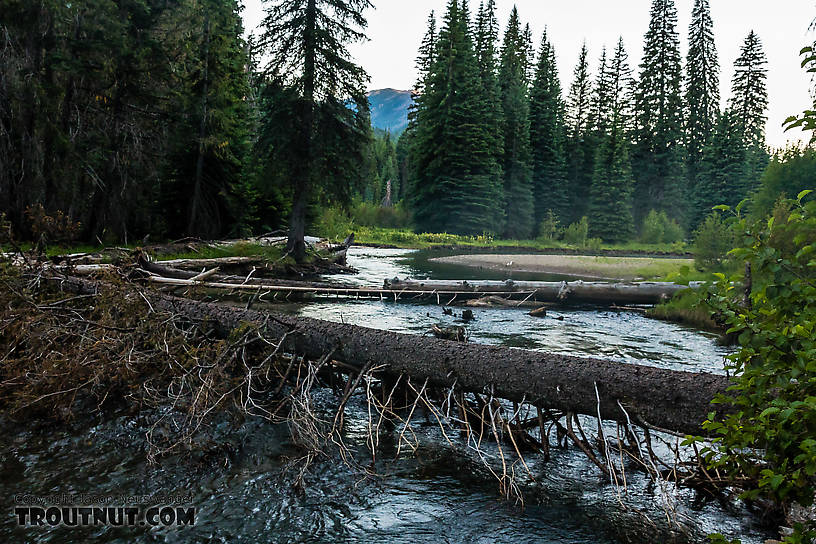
[350, 200, 412, 229]
[693, 212, 738, 271]
[641, 210, 684, 244]
[314, 206, 354, 241]
[536, 210, 560, 242]
[693, 191, 816, 539]
[563, 217, 589, 247]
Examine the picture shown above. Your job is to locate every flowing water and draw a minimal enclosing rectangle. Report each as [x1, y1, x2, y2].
[0, 248, 774, 543]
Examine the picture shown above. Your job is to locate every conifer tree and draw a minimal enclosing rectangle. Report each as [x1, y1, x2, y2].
[164, 0, 253, 239]
[685, 0, 720, 195]
[258, 0, 373, 261]
[588, 38, 635, 242]
[632, 0, 685, 223]
[590, 48, 612, 134]
[693, 109, 747, 226]
[474, 1, 503, 178]
[498, 7, 534, 238]
[730, 31, 769, 193]
[730, 31, 769, 146]
[400, 11, 437, 197]
[566, 42, 592, 140]
[529, 33, 569, 229]
[411, 0, 503, 235]
[564, 42, 594, 222]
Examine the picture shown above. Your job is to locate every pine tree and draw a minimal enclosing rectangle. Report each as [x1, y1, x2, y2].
[473, 1, 503, 181]
[730, 31, 770, 194]
[498, 6, 534, 238]
[529, 33, 569, 230]
[632, 0, 685, 223]
[411, 0, 503, 235]
[685, 0, 720, 196]
[258, 0, 373, 260]
[590, 47, 612, 134]
[588, 128, 636, 242]
[588, 38, 635, 242]
[566, 42, 592, 140]
[607, 38, 634, 131]
[164, 0, 253, 239]
[693, 109, 747, 226]
[564, 42, 594, 223]
[730, 30, 769, 146]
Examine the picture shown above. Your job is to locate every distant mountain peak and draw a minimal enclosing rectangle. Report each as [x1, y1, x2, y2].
[367, 88, 414, 135]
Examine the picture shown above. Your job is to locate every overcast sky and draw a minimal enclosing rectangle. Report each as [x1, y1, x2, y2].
[241, 0, 815, 148]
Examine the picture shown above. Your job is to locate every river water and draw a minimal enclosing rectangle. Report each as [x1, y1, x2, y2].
[0, 248, 773, 543]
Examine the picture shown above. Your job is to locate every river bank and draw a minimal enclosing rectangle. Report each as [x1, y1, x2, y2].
[428, 253, 695, 281]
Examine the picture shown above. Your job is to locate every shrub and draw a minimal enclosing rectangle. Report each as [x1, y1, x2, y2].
[350, 200, 413, 229]
[694, 191, 816, 526]
[24, 204, 81, 244]
[536, 210, 560, 242]
[314, 206, 354, 241]
[563, 217, 589, 247]
[640, 210, 685, 245]
[640, 210, 665, 244]
[693, 212, 737, 271]
[585, 237, 603, 251]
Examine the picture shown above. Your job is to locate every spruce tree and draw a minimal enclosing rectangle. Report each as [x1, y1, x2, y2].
[632, 0, 685, 224]
[730, 30, 769, 146]
[411, 0, 503, 235]
[564, 42, 594, 223]
[258, 0, 373, 261]
[693, 109, 747, 226]
[685, 0, 720, 197]
[498, 7, 534, 238]
[164, 0, 253, 239]
[566, 42, 592, 140]
[588, 38, 635, 242]
[473, 1, 503, 181]
[529, 33, 569, 230]
[590, 48, 612, 134]
[730, 31, 769, 193]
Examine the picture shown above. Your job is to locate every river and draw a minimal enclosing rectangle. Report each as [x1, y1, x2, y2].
[0, 248, 773, 543]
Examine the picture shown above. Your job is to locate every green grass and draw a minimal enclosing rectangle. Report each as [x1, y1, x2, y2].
[346, 225, 690, 254]
[157, 242, 285, 262]
[2, 241, 287, 264]
[646, 289, 722, 332]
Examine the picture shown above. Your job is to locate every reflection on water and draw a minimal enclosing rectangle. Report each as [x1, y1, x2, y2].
[0, 247, 770, 544]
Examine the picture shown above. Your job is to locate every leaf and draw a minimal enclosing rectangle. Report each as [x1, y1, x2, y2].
[797, 189, 813, 202]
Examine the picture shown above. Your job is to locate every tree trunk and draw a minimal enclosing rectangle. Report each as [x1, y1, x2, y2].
[188, 12, 210, 237]
[385, 279, 698, 304]
[54, 276, 731, 435]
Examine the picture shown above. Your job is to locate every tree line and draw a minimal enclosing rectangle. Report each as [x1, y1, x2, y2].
[0, 0, 780, 255]
[0, 0, 375, 260]
[402, 0, 770, 242]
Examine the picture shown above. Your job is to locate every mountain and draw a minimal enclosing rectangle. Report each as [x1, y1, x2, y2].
[367, 88, 413, 135]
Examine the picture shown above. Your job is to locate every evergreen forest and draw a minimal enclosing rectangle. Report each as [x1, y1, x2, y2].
[0, 0, 810, 255]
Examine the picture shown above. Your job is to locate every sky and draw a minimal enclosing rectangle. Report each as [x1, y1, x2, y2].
[241, 0, 815, 148]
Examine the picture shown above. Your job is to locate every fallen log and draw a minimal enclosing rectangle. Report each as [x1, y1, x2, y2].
[54, 275, 731, 435]
[466, 295, 551, 310]
[385, 279, 700, 305]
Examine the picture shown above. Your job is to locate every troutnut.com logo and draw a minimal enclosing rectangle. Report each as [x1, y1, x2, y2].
[15, 506, 197, 527]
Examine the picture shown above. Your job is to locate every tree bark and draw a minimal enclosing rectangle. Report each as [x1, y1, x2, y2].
[54, 276, 731, 435]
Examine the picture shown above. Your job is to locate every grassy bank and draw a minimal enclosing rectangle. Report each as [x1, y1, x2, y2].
[345, 226, 690, 255]
[646, 289, 722, 332]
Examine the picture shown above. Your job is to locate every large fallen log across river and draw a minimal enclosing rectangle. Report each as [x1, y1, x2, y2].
[54, 275, 731, 435]
[385, 279, 703, 305]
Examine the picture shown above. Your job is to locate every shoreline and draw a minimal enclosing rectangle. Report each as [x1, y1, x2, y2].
[429, 254, 696, 282]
